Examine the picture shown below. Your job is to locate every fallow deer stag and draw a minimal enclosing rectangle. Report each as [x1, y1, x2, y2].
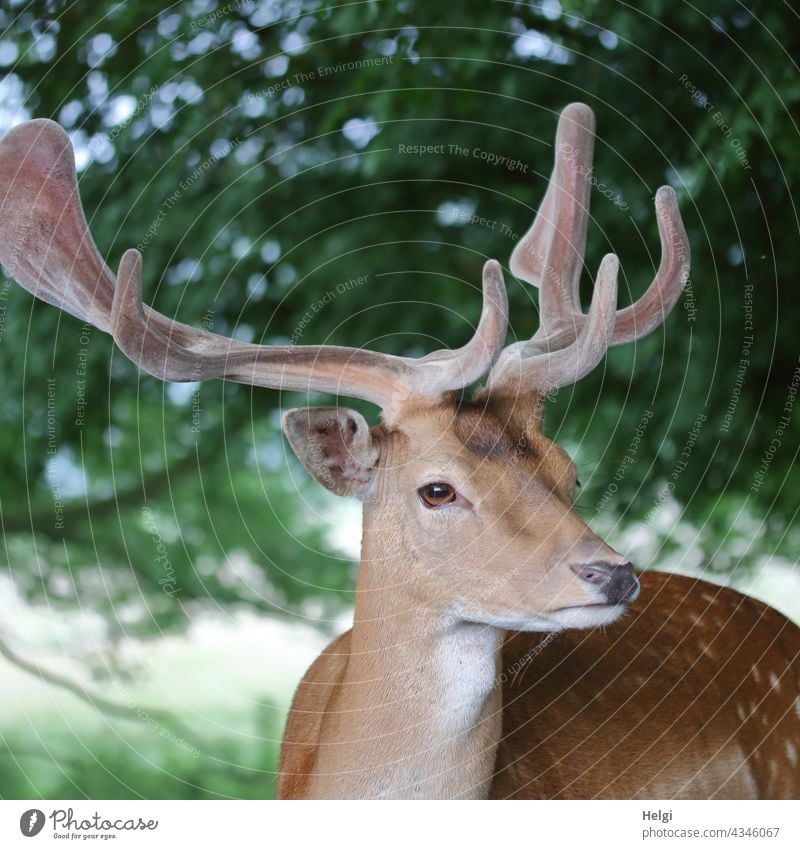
[0, 104, 798, 800]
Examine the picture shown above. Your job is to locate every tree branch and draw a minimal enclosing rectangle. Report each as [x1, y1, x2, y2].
[0, 630, 279, 787]
[0, 630, 199, 750]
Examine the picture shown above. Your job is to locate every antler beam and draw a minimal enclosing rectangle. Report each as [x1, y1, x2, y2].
[0, 119, 508, 419]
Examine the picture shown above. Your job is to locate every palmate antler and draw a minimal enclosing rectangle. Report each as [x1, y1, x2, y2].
[0, 104, 689, 415]
[485, 103, 690, 395]
[0, 119, 508, 420]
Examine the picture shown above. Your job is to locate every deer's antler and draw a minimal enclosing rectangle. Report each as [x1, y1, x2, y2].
[0, 119, 508, 420]
[485, 102, 690, 395]
[0, 106, 689, 413]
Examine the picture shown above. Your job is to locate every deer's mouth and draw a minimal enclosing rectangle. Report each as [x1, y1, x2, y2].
[547, 602, 629, 629]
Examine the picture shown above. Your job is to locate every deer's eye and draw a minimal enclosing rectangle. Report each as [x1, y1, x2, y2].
[419, 482, 457, 508]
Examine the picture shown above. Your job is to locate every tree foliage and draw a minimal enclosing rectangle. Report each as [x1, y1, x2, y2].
[0, 0, 798, 708]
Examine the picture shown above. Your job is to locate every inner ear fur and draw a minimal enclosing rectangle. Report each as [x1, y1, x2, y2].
[281, 407, 380, 499]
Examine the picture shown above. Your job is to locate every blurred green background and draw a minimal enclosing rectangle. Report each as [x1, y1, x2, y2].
[0, 0, 798, 799]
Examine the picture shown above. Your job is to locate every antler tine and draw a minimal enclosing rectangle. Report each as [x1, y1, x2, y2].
[486, 253, 618, 394]
[510, 102, 595, 334]
[0, 120, 509, 421]
[609, 185, 690, 343]
[411, 259, 508, 387]
[486, 103, 690, 398]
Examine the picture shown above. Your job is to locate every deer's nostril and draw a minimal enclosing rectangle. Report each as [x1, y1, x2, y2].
[571, 561, 639, 603]
[571, 562, 615, 584]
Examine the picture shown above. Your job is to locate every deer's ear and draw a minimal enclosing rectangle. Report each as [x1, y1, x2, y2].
[282, 407, 380, 499]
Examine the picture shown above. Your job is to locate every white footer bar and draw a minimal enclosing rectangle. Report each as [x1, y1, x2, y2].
[1, 799, 798, 848]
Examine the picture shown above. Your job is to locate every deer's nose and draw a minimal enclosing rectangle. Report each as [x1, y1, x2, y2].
[571, 561, 640, 604]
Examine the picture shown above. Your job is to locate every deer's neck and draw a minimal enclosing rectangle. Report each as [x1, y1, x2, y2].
[307, 538, 504, 799]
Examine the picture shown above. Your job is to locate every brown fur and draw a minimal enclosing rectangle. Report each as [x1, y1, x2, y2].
[493, 572, 800, 799]
[280, 571, 800, 799]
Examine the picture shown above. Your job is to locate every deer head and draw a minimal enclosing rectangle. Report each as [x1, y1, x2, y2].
[0, 103, 689, 632]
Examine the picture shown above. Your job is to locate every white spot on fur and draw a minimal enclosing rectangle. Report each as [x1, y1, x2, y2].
[786, 741, 798, 767]
[751, 665, 761, 684]
[699, 640, 715, 658]
[769, 671, 781, 691]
